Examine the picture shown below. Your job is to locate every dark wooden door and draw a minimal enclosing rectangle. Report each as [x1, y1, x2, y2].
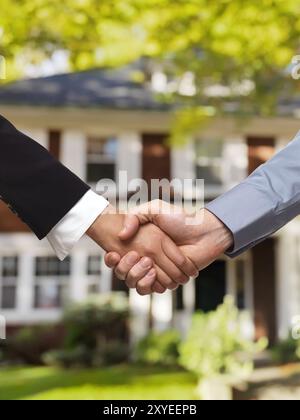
[142, 134, 171, 195]
[142, 133, 171, 329]
[247, 136, 277, 344]
[195, 261, 226, 312]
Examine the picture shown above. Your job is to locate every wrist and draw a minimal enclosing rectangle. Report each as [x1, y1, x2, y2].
[194, 209, 233, 254]
[87, 205, 124, 251]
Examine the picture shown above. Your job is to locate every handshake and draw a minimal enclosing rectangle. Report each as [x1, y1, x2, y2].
[87, 200, 233, 295]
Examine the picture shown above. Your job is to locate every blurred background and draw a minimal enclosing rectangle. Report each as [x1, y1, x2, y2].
[1, 0, 300, 400]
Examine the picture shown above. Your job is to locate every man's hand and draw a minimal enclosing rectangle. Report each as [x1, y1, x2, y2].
[87, 204, 197, 295]
[105, 200, 233, 293]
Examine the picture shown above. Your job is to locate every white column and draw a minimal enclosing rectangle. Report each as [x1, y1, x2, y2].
[100, 258, 112, 293]
[61, 130, 87, 179]
[222, 137, 247, 190]
[171, 139, 195, 180]
[152, 290, 173, 332]
[276, 232, 295, 339]
[117, 132, 142, 182]
[129, 291, 150, 344]
[226, 260, 236, 300]
[69, 251, 87, 302]
[17, 252, 35, 316]
[183, 280, 195, 313]
[20, 128, 48, 149]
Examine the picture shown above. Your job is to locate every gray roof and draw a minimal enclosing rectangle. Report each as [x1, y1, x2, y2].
[0, 66, 170, 111]
[1, 64, 299, 116]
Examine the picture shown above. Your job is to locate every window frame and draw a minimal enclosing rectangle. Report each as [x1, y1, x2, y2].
[33, 256, 71, 309]
[86, 136, 118, 185]
[0, 256, 19, 310]
[86, 255, 102, 294]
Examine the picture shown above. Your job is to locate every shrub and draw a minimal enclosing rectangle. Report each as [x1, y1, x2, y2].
[44, 293, 130, 368]
[179, 297, 267, 382]
[135, 330, 181, 366]
[271, 333, 300, 364]
[0, 324, 64, 365]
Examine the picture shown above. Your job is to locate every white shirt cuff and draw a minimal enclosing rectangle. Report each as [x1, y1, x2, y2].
[47, 190, 109, 260]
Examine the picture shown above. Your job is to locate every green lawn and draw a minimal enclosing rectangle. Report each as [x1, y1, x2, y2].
[0, 365, 197, 400]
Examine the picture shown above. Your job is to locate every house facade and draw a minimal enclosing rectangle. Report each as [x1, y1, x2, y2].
[0, 68, 300, 344]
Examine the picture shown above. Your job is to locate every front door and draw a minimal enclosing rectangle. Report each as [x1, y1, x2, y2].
[194, 261, 226, 312]
[247, 136, 277, 344]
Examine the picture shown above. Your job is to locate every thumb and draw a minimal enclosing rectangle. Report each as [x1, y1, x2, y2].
[119, 201, 160, 241]
[118, 214, 141, 240]
[105, 252, 121, 268]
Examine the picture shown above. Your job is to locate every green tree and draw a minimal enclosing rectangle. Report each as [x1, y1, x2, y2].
[1, 1, 300, 132]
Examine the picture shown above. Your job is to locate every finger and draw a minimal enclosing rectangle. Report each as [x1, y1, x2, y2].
[136, 268, 157, 295]
[126, 257, 154, 288]
[104, 252, 121, 268]
[156, 251, 189, 285]
[155, 265, 180, 290]
[114, 251, 140, 281]
[152, 281, 167, 294]
[162, 237, 198, 278]
[118, 214, 140, 241]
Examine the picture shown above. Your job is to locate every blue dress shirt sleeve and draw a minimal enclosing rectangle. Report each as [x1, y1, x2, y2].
[206, 131, 300, 257]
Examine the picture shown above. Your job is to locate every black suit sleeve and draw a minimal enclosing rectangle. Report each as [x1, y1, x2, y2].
[0, 114, 90, 239]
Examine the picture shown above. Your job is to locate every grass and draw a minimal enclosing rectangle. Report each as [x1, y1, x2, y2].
[0, 365, 197, 400]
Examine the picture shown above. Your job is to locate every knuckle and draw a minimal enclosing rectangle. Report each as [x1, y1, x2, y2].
[115, 267, 126, 281]
[127, 272, 139, 286]
[136, 287, 149, 296]
[141, 257, 152, 268]
[159, 278, 172, 288]
[176, 273, 189, 284]
[126, 280, 136, 289]
[168, 282, 179, 290]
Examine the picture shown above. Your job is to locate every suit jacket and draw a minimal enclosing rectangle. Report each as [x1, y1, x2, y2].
[0, 114, 89, 239]
[207, 131, 300, 257]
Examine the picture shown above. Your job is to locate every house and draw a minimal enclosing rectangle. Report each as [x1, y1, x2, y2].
[0, 64, 300, 344]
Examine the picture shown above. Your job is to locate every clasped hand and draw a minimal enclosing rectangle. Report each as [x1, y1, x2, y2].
[87, 200, 233, 295]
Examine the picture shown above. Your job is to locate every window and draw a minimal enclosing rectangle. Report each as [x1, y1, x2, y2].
[35, 256, 70, 277]
[195, 139, 223, 188]
[0, 257, 18, 309]
[87, 137, 118, 183]
[87, 255, 102, 276]
[86, 255, 102, 294]
[34, 256, 71, 309]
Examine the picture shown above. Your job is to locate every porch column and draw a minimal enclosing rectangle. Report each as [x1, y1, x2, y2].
[129, 291, 151, 344]
[171, 139, 195, 180]
[17, 252, 35, 317]
[222, 136, 247, 190]
[152, 291, 173, 332]
[69, 250, 87, 302]
[100, 258, 113, 293]
[117, 132, 142, 183]
[61, 130, 87, 180]
[277, 224, 300, 339]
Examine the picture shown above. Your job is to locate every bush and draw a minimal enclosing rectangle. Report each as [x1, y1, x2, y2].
[0, 324, 64, 365]
[135, 330, 181, 367]
[179, 297, 267, 382]
[271, 333, 300, 364]
[44, 293, 130, 368]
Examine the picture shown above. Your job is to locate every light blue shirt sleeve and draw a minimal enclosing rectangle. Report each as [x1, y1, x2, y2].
[206, 132, 300, 257]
